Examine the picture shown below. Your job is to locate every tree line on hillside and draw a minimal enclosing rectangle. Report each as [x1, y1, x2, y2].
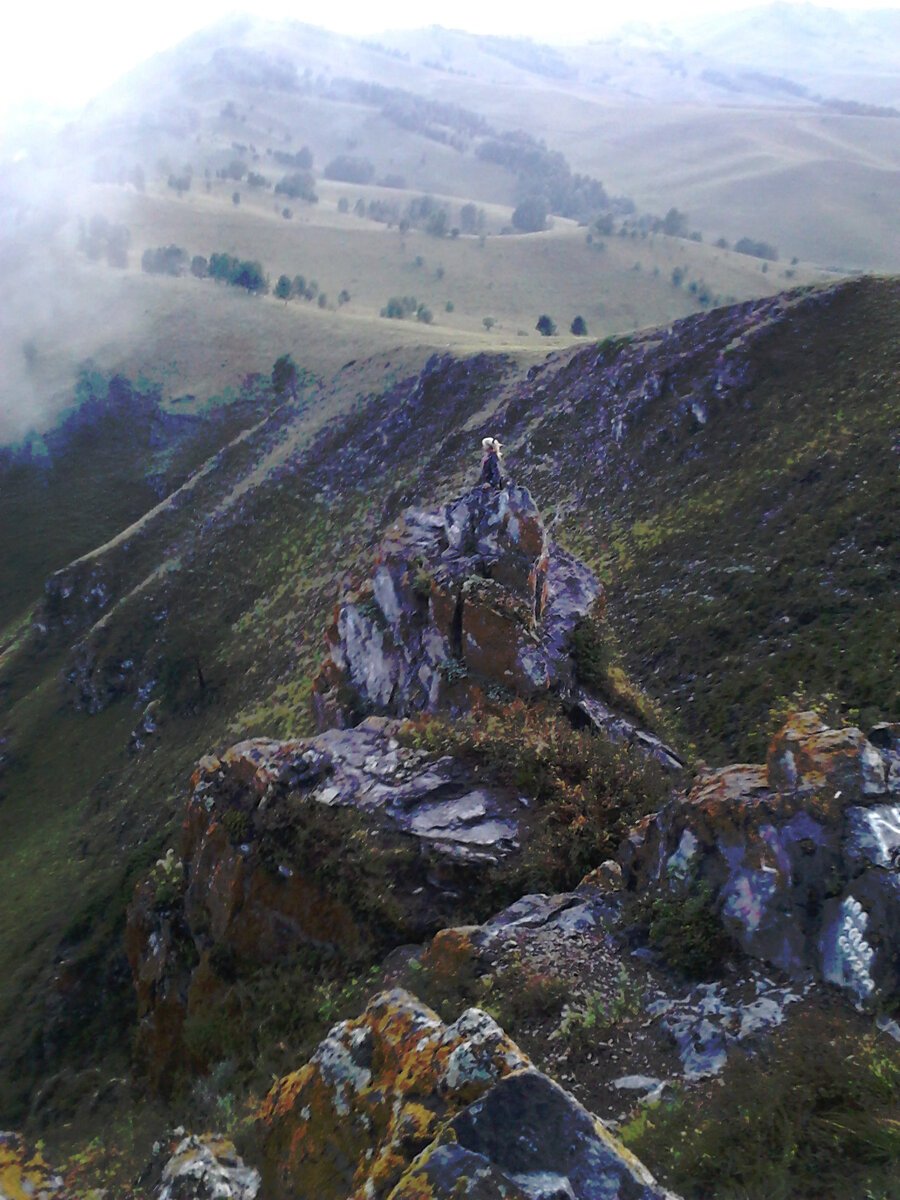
[336, 192, 486, 238]
[139, 242, 356, 308]
[304, 74, 629, 225]
[380, 295, 433, 323]
[478, 132, 616, 227]
[536, 314, 588, 337]
[141, 245, 267, 293]
[319, 77, 490, 150]
[588, 209, 780, 263]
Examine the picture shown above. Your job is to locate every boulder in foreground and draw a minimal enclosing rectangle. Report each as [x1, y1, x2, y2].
[257, 988, 678, 1200]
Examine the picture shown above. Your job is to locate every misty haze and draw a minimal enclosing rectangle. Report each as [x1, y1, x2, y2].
[0, 3, 898, 1197]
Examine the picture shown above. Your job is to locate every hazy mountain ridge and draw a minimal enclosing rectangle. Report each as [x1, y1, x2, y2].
[3, 5, 898, 450]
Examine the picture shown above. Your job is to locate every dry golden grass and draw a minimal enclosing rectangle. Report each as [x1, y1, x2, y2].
[0, 171, 830, 439]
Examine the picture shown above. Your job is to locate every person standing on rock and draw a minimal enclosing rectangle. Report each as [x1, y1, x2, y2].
[480, 437, 504, 490]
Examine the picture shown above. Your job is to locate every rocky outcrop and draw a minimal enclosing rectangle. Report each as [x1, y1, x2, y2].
[256, 988, 677, 1200]
[313, 485, 682, 771]
[126, 718, 529, 1088]
[622, 713, 900, 1005]
[155, 1134, 260, 1200]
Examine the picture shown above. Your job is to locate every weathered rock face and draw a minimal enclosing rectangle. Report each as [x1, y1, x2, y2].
[407, 883, 811, 1119]
[622, 713, 900, 1005]
[155, 1134, 260, 1200]
[0, 1132, 69, 1200]
[126, 718, 528, 1089]
[256, 988, 677, 1200]
[313, 486, 569, 725]
[313, 485, 682, 771]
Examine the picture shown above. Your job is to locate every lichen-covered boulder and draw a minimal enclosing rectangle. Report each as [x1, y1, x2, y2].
[126, 719, 528, 1089]
[0, 1132, 69, 1199]
[622, 713, 900, 1005]
[156, 1134, 260, 1200]
[257, 989, 677, 1200]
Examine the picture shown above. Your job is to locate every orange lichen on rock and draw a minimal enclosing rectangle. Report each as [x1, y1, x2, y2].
[622, 712, 900, 1004]
[257, 989, 528, 1200]
[767, 710, 887, 797]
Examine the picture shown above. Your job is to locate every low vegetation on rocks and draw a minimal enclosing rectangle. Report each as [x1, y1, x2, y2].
[622, 1007, 900, 1200]
[402, 699, 671, 895]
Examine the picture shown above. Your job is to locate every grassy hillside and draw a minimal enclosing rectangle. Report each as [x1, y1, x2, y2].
[1, 163, 829, 441]
[0, 277, 896, 1132]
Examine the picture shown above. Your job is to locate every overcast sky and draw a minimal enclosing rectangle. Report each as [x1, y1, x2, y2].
[2, 0, 897, 123]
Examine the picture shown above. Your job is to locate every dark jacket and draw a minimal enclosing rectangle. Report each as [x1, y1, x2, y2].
[480, 451, 503, 489]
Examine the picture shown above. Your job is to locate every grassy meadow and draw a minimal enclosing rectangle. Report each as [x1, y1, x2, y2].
[1, 161, 831, 441]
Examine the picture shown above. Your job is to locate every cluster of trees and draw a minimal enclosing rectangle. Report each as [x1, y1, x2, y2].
[477, 131, 613, 223]
[169, 250, 267, 292]
[381, 296, 433, 323]
[536, 315, 588, 337]
[321, 78, 489, 148]
[211, 45, 299, 91]
[271, 146, 313, 170]
[481, 34, 573, 80]
[142, 245, 189, 276]
[275, 171, 317, 202]
[167, 172, 191, 196]
[78, 215, 130, 268]
[734, 237, 779, 261]
[324, 155, 375, 184]
[219, 160, 247, 181]
[272, 274, 341, 308]
[670, 267, 715, 306]
[512, 196, 549, 233]
[459, 203, 486, 234]
[340, 192, 485, 239]
[207, 252, 268, 292]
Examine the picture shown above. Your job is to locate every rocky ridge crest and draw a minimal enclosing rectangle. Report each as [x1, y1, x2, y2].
[313, 484, 682, 771]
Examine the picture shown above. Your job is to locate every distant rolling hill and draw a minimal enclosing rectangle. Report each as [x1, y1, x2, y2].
[1, 4, 897, 444]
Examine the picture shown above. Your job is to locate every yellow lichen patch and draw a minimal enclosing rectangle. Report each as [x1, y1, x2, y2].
[0, 1133, 67, 1200]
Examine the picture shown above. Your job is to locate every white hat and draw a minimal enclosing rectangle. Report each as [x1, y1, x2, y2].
[481, 436, 502, 452]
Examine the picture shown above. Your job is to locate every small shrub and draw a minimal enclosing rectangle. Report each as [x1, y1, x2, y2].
[556, 968, 643, 1059]
[401, 699, 669, 895]
[438, 657, 468, 685]
[570, 608, 669, 735]
[485, 963, 569, 1027]
[638, 879, 734, 979]
[411, 561, 433, 600]
[222, 808, 249, 843]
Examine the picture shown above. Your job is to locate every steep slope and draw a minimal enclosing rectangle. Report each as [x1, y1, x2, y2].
[0, 277, 896, 1134]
